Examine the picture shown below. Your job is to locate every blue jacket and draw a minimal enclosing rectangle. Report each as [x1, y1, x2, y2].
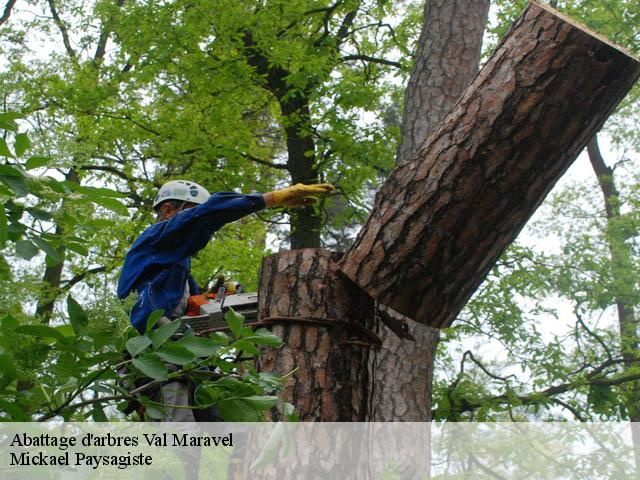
[117, 192, 265, 332]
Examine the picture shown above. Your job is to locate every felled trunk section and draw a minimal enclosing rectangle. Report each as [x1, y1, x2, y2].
[256, 249, 376, 421]
[341, 2, 640, 328]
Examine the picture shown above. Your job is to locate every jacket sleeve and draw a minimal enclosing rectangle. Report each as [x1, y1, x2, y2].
[146, 192, 265, 261]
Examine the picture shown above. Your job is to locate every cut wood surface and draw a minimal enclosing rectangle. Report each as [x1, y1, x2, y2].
[340, 2, 640, 328]
[256, 249, 375, 420]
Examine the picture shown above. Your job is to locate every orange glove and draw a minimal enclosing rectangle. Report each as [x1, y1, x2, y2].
[268, 183, 334, 208]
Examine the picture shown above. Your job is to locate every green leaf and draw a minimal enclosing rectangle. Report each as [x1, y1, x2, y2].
[0, 165, 24, 177]
[0, 112, 22, 122]
[126, 336, 152, 357]
[0, 138, 12, 157]
[132, 354, 168, 380]
[225, 308, 245, 339]
[156, 343, 197, 365]
[91, 404, 108, 422]
[231, 339, 260, 356]
[0, 175, 28, 196]
[25, 156, 51, 170]
[33, 237, 61, 264]
[66, 296, 88, 333]
[15, 239, 39, 260]
[217, 397, 262, 422]
[177, 335, 222, 357]
[15, 324, 66, 342]
[0, 400, 29, 421]
[66, 242, 89, 256]
[91, 196, 129, 215]
[243, 328, 282, 346]
[250, 423, 290, 471]
[27, 207, 52, 221]
[145, 309, 164, 333]
[138, 396, 168, 420]
[209, 332, 229, 346]
[150, 319, 181, 349]
[239, 395, 278, 410]
[0, 203, 7, 246]
[14, 133, 30, 157]
[73, 184, 127, 198]
[0, 351, 18, 378]
[217, 395, 277, 422]
[588, 384, 617, 415]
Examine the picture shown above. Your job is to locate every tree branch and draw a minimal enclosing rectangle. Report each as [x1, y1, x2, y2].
[93, 0, 126, 63]
[240, 152, 288, 170]
[61, 266, 107, 289]
[47, 0, 77, 61]
[0, 0, 16, 26]
[339, 54, 402, 69]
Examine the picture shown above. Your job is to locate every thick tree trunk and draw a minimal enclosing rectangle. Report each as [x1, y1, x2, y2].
[256, 249, 376, 420]
[341, 2, 640, 328]
[372, 0, 489, 422]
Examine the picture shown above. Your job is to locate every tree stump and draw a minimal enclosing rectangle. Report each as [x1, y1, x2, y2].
[256, 249, 376, 421]
[341, 1, 640, 328]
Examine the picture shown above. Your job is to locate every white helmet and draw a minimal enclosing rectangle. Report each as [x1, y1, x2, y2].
[152, 180, 210, 210]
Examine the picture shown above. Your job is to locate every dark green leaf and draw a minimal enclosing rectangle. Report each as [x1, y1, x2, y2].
[67, 296, 88, 332]
[15, 324, 66, 342]
[150, 319, 181, 349]
[14, 133, 30, 157]
[231, 339, 260, 356]
[132, 354, 168, 380]
[0, 351, 18, 378]
[138, 396, 168, 420]
[0, 400, 29, 421]
[27, 207, 52, 221]
[25, 156, 51, 170]
[91, 404, 108, 422]
[33, 237, 61, 264]
[156, 343, 197, 365]
[126, 336, 152, 357]
[0, 203, 7, 246]
[15, 239, 39, 260]
[0, 175, 28, 196]
[217, 397, 262, 422]
[145, 309, 164, 333]
[0, 165, 24, 177]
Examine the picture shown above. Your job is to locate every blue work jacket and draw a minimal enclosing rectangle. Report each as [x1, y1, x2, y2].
[117, 192, 265, 332]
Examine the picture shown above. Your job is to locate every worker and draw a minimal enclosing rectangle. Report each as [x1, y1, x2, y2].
[117, 180, 334, 422]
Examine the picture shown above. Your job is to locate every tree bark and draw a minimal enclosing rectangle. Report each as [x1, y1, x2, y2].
[341, 2, 640, 328]
[256, 249, 376, 421]
[371, 0, 489, 422]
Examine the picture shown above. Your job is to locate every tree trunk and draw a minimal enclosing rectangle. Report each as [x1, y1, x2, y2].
[372, 0, 490, 422]
[256, 249, 376, 420]
[341, 2, 640, 328]
[281, 97, 321, 250]
[587, 135, 640, 469]
[35, 168, 77, 324]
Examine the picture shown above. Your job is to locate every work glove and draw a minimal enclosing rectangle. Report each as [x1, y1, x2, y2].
[270, 183, 335, 207]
